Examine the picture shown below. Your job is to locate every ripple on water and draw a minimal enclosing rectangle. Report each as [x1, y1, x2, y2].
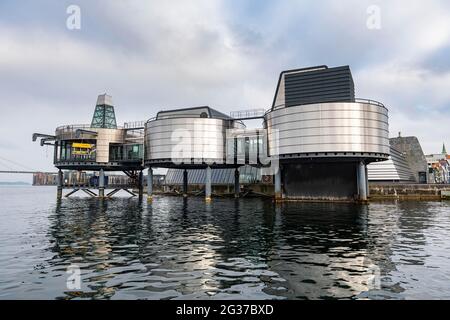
[2, 187, 450, 299]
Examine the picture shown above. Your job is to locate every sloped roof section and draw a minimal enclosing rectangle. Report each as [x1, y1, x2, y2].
[156, 106, 232, 120]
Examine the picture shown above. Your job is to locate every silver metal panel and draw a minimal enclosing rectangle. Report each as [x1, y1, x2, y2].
[145, 118, 240, 163]
[96, 94, 113, 106]
[95, 128, 125, 163]
[265, 102, 389, 157]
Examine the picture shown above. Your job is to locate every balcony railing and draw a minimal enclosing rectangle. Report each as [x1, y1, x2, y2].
[58, 154, 97, 162]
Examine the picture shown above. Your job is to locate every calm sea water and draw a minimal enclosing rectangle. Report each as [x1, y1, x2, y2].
[1, 186, 450, 300]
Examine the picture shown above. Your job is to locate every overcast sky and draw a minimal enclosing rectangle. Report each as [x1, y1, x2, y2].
[1, 0, 450, 181]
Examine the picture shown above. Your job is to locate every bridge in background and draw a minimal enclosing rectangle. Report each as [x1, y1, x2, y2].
[0, 171, 57, 174]
[0, 156, 55, 175]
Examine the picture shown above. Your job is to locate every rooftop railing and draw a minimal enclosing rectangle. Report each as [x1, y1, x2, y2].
[124, 121, 146, 129]
[56, 123, 148, 132]
[270, 98, 387, 112]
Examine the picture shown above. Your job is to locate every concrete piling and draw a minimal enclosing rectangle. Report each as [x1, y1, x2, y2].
[138, 170, 144, 199]
[358, 161, 367, 202]
[183, 169, 188, 198]
[274, 166, 282, 201]
[147, 168, 153, 202]
[99, 169, 105, 199]
[57, 169, 63, 200]
[205, 166, 212, 202]
[234, 168, 240, 198]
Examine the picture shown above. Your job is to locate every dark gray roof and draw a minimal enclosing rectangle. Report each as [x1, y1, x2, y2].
[272, 65, 355, 109]
[156, 106, 232, 120]
[165, 165, 261, 185]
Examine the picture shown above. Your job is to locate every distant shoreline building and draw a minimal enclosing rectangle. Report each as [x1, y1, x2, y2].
[426, 143, 450, 184]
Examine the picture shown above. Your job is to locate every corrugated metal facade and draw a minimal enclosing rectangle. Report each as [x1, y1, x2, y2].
[165, 165, 261, 185]
[284, 66, 355, 107]
[368, 147, 415, 182]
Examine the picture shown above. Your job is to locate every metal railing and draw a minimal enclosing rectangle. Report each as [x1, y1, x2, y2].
[56, 124, 125, 133]
[354, 98, 387, 109]
[124, 121, 146, 129]
[230, 109, 266, 120]
[270, 98, 387, 112]
[58, 154, 97, 162]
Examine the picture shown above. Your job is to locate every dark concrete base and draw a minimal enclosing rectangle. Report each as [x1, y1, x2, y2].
[282, 162, 358, 201]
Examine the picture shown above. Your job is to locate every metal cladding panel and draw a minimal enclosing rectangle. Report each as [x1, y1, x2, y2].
[145, 118, 239, 163]
[368, 147, 415, 181]
[284, 66, 355, 107]
[95, 128, 125, 163]
[265, 102, 389, 157]
[96, 94, 113, 106]
[165, 166, 260, 185]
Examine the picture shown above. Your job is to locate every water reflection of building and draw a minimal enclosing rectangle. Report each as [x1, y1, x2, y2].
[49, 199, 145, 299]
[47, 197, 438, 300]
[263, 203, 380, 299]
[264, 202, 438, 299]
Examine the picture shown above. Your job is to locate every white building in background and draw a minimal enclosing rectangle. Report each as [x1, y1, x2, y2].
[368, 135, 428, 184]
[368, 147, 415, 183]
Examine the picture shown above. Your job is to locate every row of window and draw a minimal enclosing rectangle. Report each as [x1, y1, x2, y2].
[57, 141, 143, 162]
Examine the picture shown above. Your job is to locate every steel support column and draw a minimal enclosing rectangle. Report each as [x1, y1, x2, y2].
[274, 165, 282, 201]
[147, 168, 153, 202]
[358, 161, 367, 202]
[365, 165, 370, 198]
[99, 169, 105, 199]
[57, 169, 63, 200]
[138, 170, 143, 199]
[234, 168, 240, 198]
[183, 169, 188, 198]
[205, 166, 212, 202]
